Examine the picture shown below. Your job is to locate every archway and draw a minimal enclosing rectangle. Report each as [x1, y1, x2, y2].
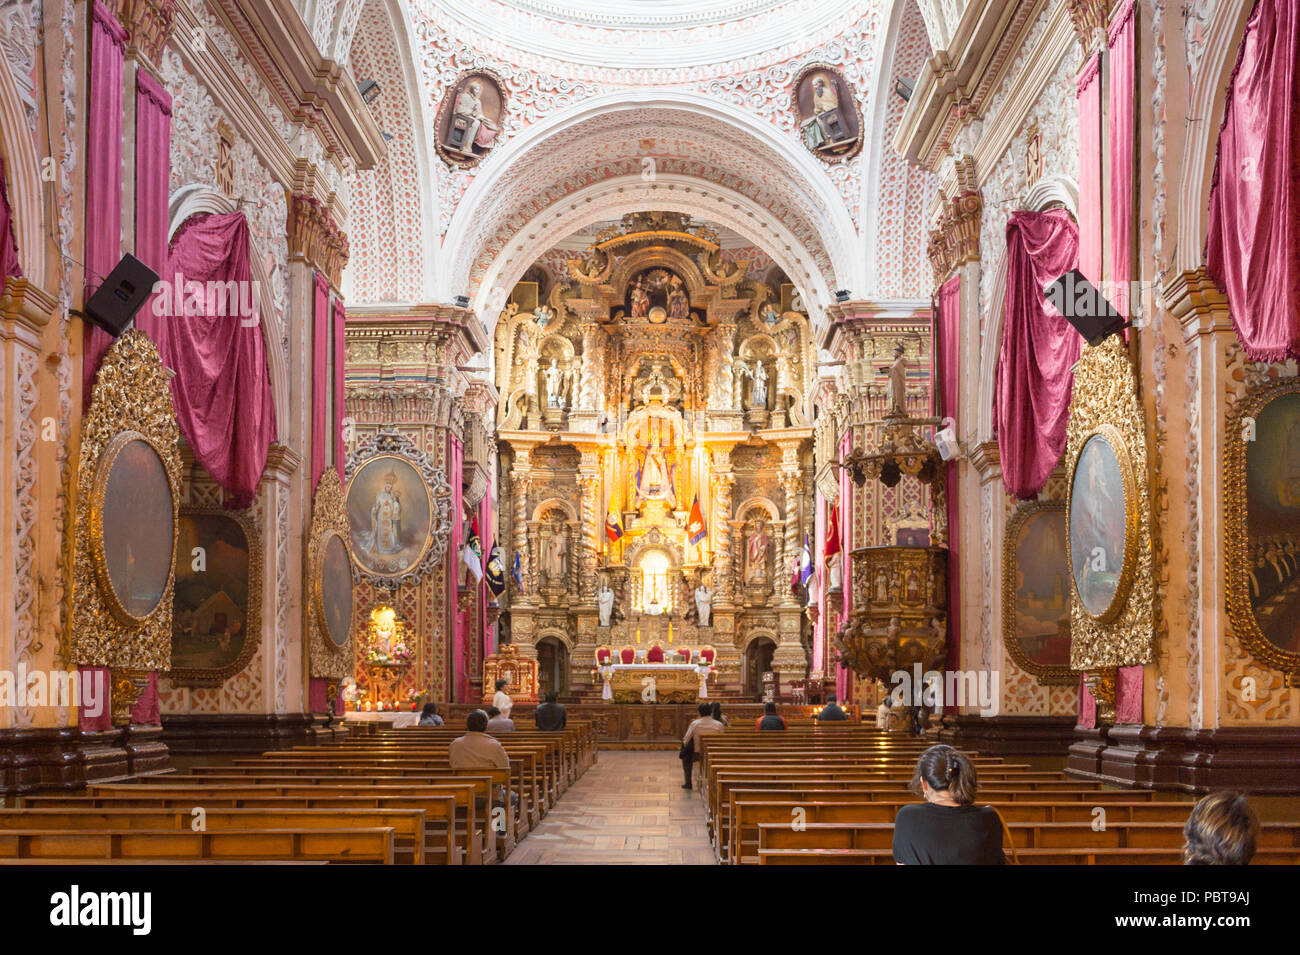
[536, 636, 570, 698]
[744, 636, 777, 699]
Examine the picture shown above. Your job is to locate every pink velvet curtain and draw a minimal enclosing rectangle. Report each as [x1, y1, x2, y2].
[83, 0, 129, 408]
[995, 210, 1081, 499]
[836, 430, 853, 702]
[0, 155, 22, 278]
[1206, 0, 1300, 361]
[78, 666, 112, 732]
[1077, 54, 1104, 284]
[480, 480, 495, 658]
[311, 272, 330, 491]
[332, 297, 347, 481]
[135, 70, 172, 332]
[141, 212, 277, 508]
[937, 275, 961, 681]
[1108, 1, 1137, 316]
[448, 433, 466, 701]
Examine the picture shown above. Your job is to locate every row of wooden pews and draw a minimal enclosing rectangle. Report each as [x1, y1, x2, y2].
[696, 726, 1300, 865]
[0, 720, 597, 864]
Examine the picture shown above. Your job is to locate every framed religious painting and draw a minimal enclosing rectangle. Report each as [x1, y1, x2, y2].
[344, 429, 453, 588]
[168, 507, 262, 686]
[435, 70, 507, 168]
[316, 529, 354, 649]
[1066, 423, 1139, 626]
[1003, 501, 1074, 684]
[89, 430, 179, 625]
[1226, 378, 1300, 683]
[791, 64, 862, 162]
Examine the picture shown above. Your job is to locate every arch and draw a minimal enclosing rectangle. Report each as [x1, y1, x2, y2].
[167, 184, 290, 429]
[534, 628, 573, 654]
[0, 43, 44, 288]
[975, 175, 1079, 445]
[734, 495, 781, 523]
[531, 497, 577, 523]
[1175, 0, 1257, 275]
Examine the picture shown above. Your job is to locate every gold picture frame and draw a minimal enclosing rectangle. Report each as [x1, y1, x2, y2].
[1225, 377, 1300, 685]
[345, 452, 436, 580]
[1002, 500, 1075, 685]
[307, 469, 354, 679]
[1066, 423, 1140, 627]
[167, 505, 263, 687]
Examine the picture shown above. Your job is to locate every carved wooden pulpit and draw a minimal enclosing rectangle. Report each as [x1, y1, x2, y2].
[482, 644, 539, 703]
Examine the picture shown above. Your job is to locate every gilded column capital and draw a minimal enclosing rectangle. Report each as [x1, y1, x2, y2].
[289, 193, 350, 289]
[117, 0, 177, 68]
[927, 189, 983, 289]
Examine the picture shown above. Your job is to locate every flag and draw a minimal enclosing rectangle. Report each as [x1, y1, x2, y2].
[800, 533, 814, 589]
[687, 494, 706, 545]
[461, 516, 483, 584]
[511, 551, 523, 591]
[606, 484, 624, 541]
[486, 539, 506, 597]
[825, 505, 842, 565]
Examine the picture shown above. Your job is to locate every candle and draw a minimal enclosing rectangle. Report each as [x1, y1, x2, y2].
[668, 621, 673, 644]
[636, 627, 641, 644]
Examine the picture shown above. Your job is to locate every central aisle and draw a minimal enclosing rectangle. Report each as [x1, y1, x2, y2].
[503, 750, 717, 865]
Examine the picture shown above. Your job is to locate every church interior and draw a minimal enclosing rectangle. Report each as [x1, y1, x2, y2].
[1, 0, 1299, 886]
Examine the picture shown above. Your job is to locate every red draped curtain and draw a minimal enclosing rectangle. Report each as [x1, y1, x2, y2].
[333, 297, 347, 481]
[1108, 1, 1137, 316]
[1077, 54, 1104, 284]
[994, 210, 1081, 500]
[0, 156, 22, 279]
[936, 275, 961, 682]
[140, 212, 277, 508]
[311, 271, 330, 490]
[1206, 0, 1300, 361]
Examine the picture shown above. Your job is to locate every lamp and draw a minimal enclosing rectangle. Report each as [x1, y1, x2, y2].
[453, 294, 471, 309]
[834, 289, 851, 303]
[894, 78, 914, 102]
[358, 80, 381, 104]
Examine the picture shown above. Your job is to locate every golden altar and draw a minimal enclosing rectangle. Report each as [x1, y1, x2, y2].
[604, 664, 705, 704]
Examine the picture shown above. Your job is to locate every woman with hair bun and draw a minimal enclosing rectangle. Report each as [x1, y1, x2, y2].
[892, 744, 1007, 865]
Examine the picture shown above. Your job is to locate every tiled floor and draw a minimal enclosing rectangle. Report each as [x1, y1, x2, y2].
[503, 750, 717, 865]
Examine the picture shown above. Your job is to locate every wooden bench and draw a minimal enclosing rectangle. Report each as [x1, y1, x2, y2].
[0, 827, 396, 863]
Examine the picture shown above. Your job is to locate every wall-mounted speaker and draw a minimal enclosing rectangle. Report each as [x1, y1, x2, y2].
[84, 253, 159, 337]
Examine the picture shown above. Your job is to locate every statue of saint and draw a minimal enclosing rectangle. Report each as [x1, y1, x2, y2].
[597, 582, 616, 627]
[884, 343, 908, 416]
[365, 470, 403, 555]
[544, 524, 567, 582]
[800, 74, 840, 151]
[630, 400, 680, 504]
[544, 358, 565, 409]
[750, 360, 769, 409]
[667, 276, 689, 320]
[629, 279, 651, 319]
[694, 583, 713, 627]
[874, 567, 889, 603]
[450, 80, 499, 155]
[746, 524, 770, 582]
[828, 551, 843, 591]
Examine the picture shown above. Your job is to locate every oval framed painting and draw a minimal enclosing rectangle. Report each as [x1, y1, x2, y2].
[90, 431, 178, 625]
[791, 63, 863, 162]
[435, 70, 507, 168]
[1003, 501, 1074, 684]
[316, 529, 354, 649]
[1066, 424, 1139, 625]
[1226, 380, 1300, 681]
[346, 453, 435, 580]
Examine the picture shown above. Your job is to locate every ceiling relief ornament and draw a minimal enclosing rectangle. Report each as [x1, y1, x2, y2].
[307, 469, 354, 680]
[343, 428, 454, 589]
[1064, 337, 1155, 721]
[791, 63, 862, 163]
[72, 330, 182, 684]
[436, 69, 509, 168]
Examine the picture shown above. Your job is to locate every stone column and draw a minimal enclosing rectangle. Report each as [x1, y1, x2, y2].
[511, 465, 533, 608]
[712, 468, 736, 606]
[781, 471, 802, 608]
[576, 470, 600, 603]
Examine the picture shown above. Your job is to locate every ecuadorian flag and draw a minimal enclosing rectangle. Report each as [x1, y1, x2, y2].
[606, 484, 624, 541]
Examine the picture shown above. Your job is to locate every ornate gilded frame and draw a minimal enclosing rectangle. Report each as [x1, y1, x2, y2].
[344, 428, 453, 589]
[1003, 500, 1075, 685]
[434, 68, 509, 169]
[790, 62, 864, 163]
[73, 330, 181, 673]
[1065, 423, 1140, 626]
[1064, 337, 1155, 683]
[307, 469, 353, 679]
[166, 505, 263, 687]
[1224, 376, 1300, 686]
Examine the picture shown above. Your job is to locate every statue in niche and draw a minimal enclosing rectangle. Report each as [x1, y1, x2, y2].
[544, 358, 567, 409]
[628, 382, 682, 506]
[800, 74, 841, 152]
[667, 275, 690, 320]
[874, 567, 889, 603]
[827, 550, 843, 591]
[883, 343, 907, 417]
[760, 301, 780, 326]
[543, 522, 568, 583]
[535, 305, 554, 329]
[597, 579, 616, 627]
[750, 360, 769, 409]
[795, 67, 860, 160]
[695, 582, 713, 627]
[746, 523, 770, 582]
[439, 74, 504, 164]
[629, 278, 651, 319]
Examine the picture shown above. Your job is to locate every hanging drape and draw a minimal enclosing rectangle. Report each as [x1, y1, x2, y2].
[0, 155, 22, 279]
[994, 210, 1081, 499]
[135, 70, 172, 350]
[449, 433, 466, 702]
[1108, 0, 1137, 317]
[82, 0, 129, 408]
[1077, 53, 1104, 284]
[936, 275, 961, 680]
[1205, 0, 1300, 361]
[332, 297, 347, 481]
[311, 271, 330, 491]
[142, 212, 277, 508]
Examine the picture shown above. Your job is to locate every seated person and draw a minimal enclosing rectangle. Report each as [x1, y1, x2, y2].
[1183, 791, 1259, 865]
[755, 701, 787, 730]
[816, 694, 848, 721]
[534, 691, 567, 731]
[892, 744, 1006, 865]
[448, 709, 510, 771]
[485, 705, 515, 734]
[679, 702, 725, 791]
[418, 701, 444, 726]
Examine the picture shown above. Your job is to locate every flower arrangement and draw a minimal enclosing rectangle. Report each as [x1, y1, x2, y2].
[366, 641, 410, 665]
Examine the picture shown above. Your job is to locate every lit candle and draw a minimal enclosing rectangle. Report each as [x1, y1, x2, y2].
[636, 627, 641, 644]
[668, 621, 673, 644]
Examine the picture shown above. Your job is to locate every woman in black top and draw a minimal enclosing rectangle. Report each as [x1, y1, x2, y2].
[892, 744, 1006, 865]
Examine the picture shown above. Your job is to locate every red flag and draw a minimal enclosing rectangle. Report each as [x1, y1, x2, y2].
[687, 494, 706, 545]
[825, 505, 841, 564]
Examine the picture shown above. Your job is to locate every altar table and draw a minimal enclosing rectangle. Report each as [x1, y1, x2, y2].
[596, 663, 711, 704]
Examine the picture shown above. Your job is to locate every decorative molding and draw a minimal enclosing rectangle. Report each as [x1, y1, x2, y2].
[116, 0, 178, 68]
[289, 192, 350, 289]
[926, 189, 982, 287]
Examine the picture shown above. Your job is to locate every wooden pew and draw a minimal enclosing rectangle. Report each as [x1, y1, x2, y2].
[0, 827, 396, 863]
[757, 847, 1300, 865]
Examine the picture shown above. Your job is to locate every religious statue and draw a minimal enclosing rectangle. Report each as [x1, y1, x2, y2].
[544, 523, 567, 583]
[760, 301, 780, 325]
[629, 278, 650, 319]
[874, 567, 889, 603]
[544, 358, 566, 409]
[362, 470, 403, 555]
[750, 360, 769, 409]
[535, 305, 554, 328]
[884, 343, 907, 417]
[800, 74, 841, 151]
[629, 390, 682, 505]
[694, 583, 713, 627]
[747, 524, 770, 582]
[667, 276, 689, 320]
[597, 581, 616, 627]
[449, 80, 499, 156]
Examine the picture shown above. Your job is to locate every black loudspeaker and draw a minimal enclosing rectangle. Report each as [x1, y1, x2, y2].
[1043, 268, 1128, 347]
[84, 253, 159, 337]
